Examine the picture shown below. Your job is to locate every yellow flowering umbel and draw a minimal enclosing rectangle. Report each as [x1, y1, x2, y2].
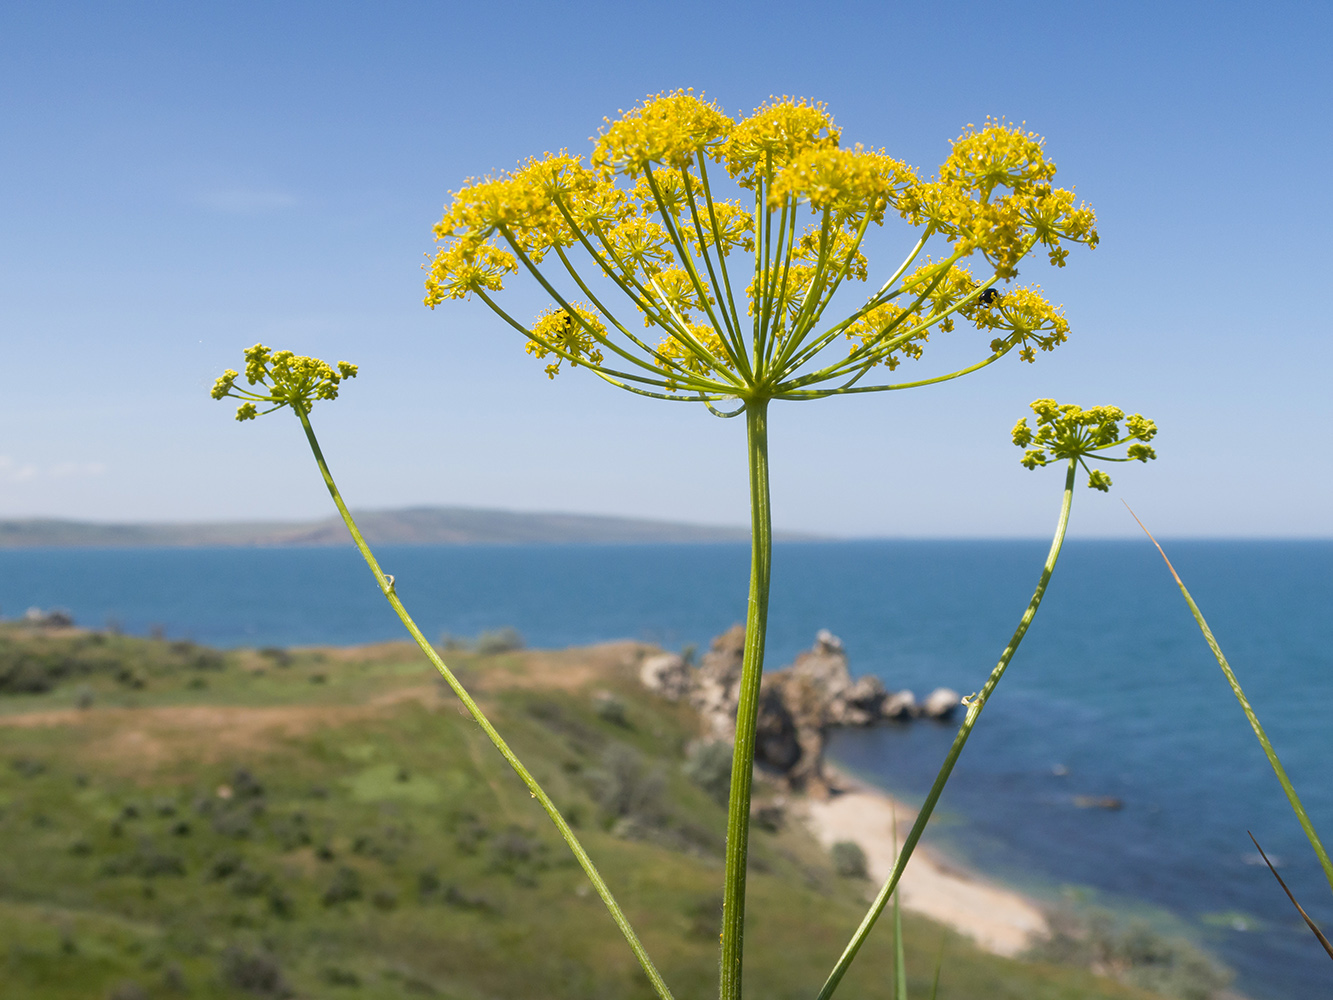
[211, 344, 358, 420]
[425, 93, 1095, 404]
[1012, 399, 1157, 490]
[422, 92, 1102, 1000]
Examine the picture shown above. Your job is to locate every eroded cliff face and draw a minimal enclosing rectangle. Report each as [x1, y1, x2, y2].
[640, 627, 959, 796]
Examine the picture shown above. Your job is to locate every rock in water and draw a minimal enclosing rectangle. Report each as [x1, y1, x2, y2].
[921, 687, 961, 720]
[881, 689, 918, 719]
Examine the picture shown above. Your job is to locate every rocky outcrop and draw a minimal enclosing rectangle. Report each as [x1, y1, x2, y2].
[755, 630, 888, 794]
[691, 624, 747, 741]
[639, 652, 692, 701]
[637, 625, 962, 796]
[22, 607, 74, 628]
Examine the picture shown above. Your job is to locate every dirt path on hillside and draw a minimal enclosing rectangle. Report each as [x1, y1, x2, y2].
[0, 641, 646, 768]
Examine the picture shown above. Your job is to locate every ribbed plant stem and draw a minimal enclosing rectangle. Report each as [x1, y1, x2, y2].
[294, 407, 675, 1000]
[720, 398, 773, 1000]
[816, 459, 1077, 1000]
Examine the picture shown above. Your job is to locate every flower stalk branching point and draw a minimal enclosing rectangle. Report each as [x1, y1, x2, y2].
[816, 400, 1157, 1000]
[426, 92, 1099, 1000]
[212, 346, 677, 1000]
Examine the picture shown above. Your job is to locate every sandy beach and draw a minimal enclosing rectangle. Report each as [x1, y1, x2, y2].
[801, 770, 1048, 958]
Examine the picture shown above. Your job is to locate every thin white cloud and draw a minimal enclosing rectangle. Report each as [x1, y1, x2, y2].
[49, 461, 108, 479]
[0, 457, 105, 482]
[197, 188, 299, 214]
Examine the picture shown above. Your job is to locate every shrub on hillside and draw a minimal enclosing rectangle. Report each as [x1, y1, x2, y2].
[474, 627, 523, 655]
[683, 741, 733, 806]
[831, 841, 868, 879]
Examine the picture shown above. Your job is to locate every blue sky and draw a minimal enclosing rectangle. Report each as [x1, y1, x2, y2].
[2, 1, 1329, 537]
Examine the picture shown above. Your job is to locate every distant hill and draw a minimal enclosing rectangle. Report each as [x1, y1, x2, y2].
[0, 506, 818, 548]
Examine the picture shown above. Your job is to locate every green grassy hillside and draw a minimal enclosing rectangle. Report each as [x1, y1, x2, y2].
[0, 625, 1163, 1000]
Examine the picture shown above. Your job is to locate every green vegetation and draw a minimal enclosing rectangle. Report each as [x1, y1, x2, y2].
[1029, 909, 1232, 1000]
[0, 625, 1165, 999]
[830, 842, 869, 880]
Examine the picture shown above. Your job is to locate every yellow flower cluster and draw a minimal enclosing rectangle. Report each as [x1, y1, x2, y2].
[842, 262, 1069, 370]
[684, 200, 755, 257]
[720, 97, 839, 189]
[524, 306, 608, 379]
[846, 303, 916, 370]
[747, 263, 817, 328]
[593, 90, 733, 174]
[980, 286, 1070, 362]
[794, 226, 868, 282]
[645, 268, 713, 325]
[423, 239, 517, 304]
[655, 322, 734, 385]
[939, 119, 1055, 197]
[606, 216, 673, 277]
[425, 92, 1097, 395]
[1012, 399, 1157, 490]
[211, 345, 357, 420]
[902, 119, 1098, 279]
[768, 145, 915, 224]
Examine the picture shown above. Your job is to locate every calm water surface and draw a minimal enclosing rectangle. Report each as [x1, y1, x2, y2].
[1, 540, 1329, 999]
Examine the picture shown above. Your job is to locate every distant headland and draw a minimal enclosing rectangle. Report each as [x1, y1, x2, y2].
[0, 506, 821, 548]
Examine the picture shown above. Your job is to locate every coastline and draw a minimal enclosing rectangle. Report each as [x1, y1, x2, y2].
[800, 764, 1048, 958]
[801, 765, 1252, 1000]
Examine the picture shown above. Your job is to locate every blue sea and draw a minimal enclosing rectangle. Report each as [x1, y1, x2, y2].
[1, 540, 1329, 999]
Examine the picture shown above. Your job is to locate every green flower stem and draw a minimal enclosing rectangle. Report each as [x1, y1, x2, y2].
[662, 168, 748, 366]
[551, 198, 693, 339]
[775, 351, 1006, 401]
[591, 371, 725, 403]
[774, 243, 973, 383]
[499, 224, 734, 386]
[293, 406, 676, 1000]
[816, 459, 1076, 1000]
[720, 397, 774, 1000]
[692, 154, 746, 338]
[793, 208, 875, 343]
[642, 165, 743, 356]
[549, 245, 687, 375]
[472, 288, 722, 397]
[758, 198, 791, 348]
[684, 189, 752, 380]
[1129, 510, 1333, 897]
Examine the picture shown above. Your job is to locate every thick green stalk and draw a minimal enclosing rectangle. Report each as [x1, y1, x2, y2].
[816, 459, 1076, 1000]
[294, 407, 676, 1000]
[1129, 511, 1333, 896]
[720, 397, 773, 1000]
